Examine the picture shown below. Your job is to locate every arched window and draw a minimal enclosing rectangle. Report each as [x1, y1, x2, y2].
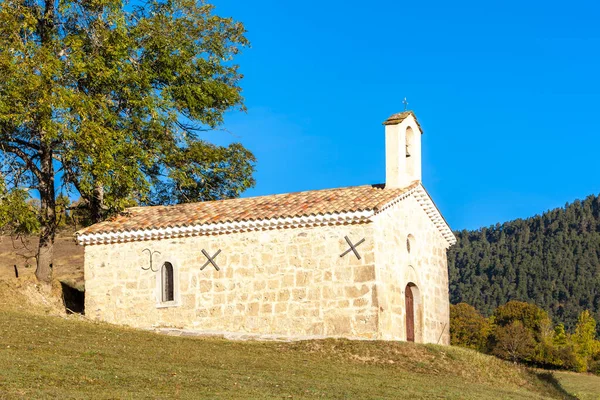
[161, 262, 174, 303]
[407, 234, 415, 254]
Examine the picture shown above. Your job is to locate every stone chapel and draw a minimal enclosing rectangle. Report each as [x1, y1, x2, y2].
[76, 111, 456, 344]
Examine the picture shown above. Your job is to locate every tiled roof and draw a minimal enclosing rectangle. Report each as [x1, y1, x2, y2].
[383, 110, 423, 132]
[76, 182, 420, 236]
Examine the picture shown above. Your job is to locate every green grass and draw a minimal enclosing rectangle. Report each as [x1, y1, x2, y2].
[0, 280, 596, 399]
[553, 371, 600, 400]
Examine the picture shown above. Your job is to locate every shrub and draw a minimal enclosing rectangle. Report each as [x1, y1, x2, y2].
[450, 303, 490, 351]
[492, 321, 536, 363]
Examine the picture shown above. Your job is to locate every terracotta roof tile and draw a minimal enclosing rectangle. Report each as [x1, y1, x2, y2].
[77, 182, 419, 236]
[382, 110, 423, 132]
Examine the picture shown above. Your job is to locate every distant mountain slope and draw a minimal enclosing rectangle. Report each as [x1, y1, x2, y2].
[448, 193, 600, 331]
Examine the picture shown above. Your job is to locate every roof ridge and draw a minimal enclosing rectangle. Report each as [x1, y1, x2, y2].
[125, 183, 388, 212]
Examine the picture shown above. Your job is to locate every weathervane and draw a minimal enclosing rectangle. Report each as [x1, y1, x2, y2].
[403, 97, 409, 111]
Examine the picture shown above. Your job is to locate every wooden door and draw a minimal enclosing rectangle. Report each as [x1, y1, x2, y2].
[405, 286, 415, 342]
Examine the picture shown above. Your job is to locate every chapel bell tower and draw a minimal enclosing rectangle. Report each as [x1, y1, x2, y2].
[383, 111, 422, 189]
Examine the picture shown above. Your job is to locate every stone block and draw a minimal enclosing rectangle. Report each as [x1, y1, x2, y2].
[344, 285, 370, 298]
[292, 288, 307, 301]
[277, 289, 290, 302]
[199, 280, 212, 292]
[324, 314, 352, 336]
[214, 282, 225, 292]
[182, 294, 195, 308]
[248, 302, 259, 316]
[275, 303, 287, 314]
[295, 271, 309, 286]
[353, 266, 375, 283]
[209, 306, 222, 317]
[353, 297, 369, 308]
[261, 304, 273, 314]
[213, 293, 225, 305]
[282, 274, 294, 287]
[334, 268, 352, 281]
[308, 288, 320, 301]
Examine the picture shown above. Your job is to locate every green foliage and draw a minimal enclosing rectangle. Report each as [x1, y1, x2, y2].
[449, 194, 600, 335]
[572, 310, 598, 371]
[492, 321, 536, 363]
[553, 324, 568, 347]
[0, 0, 256, 278]
[0, 176, 39, 235]
[449, 303, 490, 351]
[492, 301, 551, 342]
[451, 301, 600, 374]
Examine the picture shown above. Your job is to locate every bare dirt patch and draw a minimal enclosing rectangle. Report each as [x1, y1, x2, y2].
[0, 234, 83, 284]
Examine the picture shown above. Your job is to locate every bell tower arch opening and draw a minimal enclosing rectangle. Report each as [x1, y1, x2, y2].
[405, 126, 415, 177]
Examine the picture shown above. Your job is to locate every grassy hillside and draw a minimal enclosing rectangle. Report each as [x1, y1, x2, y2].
[1, 280, 598, 399]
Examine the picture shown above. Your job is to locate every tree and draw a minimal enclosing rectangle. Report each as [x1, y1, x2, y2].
[449, 303, 490, 351]
[493, 301, 551, 342]
[449, 193, 600, 336]
[492, 321, 536, 363]
[0, 0, 255, 282]
[553, 324, 568, 347]
[572, 310, 598, 371]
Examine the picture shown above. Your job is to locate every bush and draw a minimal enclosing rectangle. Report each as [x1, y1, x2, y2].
[493, 301, 550, 342]
[450, 303, 490, 351]
[491, 321, 536, 363]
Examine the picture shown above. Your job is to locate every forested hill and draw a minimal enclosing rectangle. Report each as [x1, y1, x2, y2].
[448, 193, 600, 331]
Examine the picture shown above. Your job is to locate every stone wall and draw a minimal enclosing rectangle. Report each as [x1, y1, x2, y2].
[373, 196, 451, 344]
[84, 223, 379, 339]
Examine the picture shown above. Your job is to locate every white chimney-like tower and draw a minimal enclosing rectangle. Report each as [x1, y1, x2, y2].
[383, 111, 422, 188]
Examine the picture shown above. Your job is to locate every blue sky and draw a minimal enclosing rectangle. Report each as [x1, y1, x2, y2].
[206, 0, 600, 230]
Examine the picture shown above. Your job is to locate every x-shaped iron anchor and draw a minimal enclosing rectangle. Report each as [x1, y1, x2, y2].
[340, 236, 366, 260]
[201, 249, 221, 271]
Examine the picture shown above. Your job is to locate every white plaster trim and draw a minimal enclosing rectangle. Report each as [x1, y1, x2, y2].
[372, 184, 456, 247]
[412, 185, 457, 247]
[76, 210, 375, 246]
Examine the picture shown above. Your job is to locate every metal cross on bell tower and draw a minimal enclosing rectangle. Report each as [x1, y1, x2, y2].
[403, 97, 409, 111]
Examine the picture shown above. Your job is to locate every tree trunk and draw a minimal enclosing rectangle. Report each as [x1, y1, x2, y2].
[90, 183, 105, 224]
[35, 0, 57, 284]
[35, 142, 56, 283]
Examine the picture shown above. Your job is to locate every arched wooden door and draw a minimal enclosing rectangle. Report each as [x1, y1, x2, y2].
[405, 285, 415, 342]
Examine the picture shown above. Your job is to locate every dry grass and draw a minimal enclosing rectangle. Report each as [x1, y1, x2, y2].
[0, 234, 83, 284]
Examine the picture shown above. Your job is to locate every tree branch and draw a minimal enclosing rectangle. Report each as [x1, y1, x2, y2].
[0, 143, 42, 181]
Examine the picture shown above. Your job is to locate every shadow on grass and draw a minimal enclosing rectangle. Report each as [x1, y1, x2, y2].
[535, 372, 578, 400]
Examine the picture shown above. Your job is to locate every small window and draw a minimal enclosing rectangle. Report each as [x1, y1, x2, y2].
[407, 234, 415, 254]
[161, 262, 174, 302]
